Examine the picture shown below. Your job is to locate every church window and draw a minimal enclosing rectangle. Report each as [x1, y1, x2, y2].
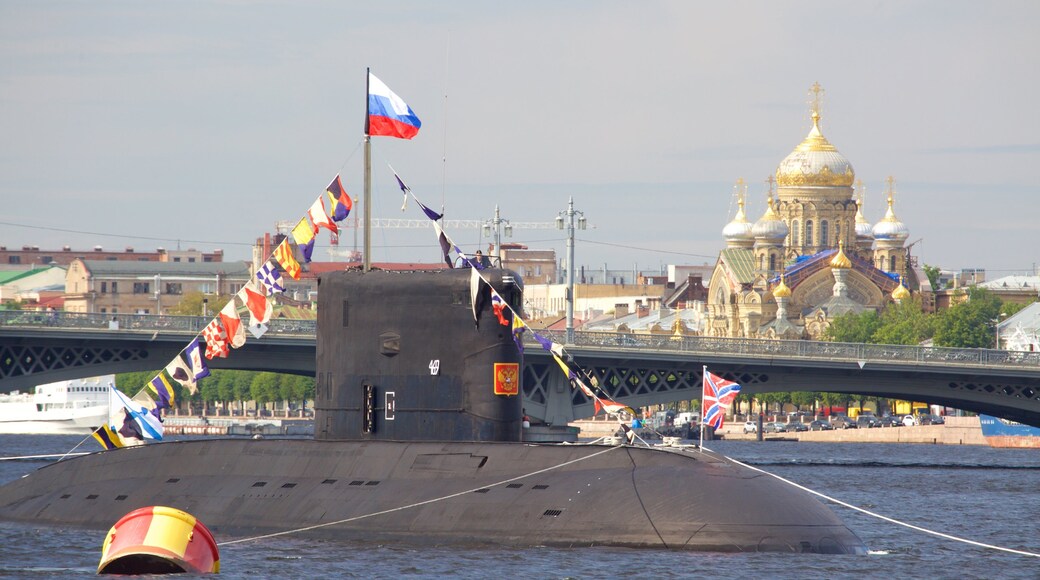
[805, 220, 814, 247]
[834, 222, 841, 245]
[791, 221, 800, 246]
[820, 220, 829, 247]
[769, 254, 777, 271]
[890, 255, 897, 272]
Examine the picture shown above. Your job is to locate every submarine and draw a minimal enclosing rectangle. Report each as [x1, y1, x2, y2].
[0, 268, 866, 553]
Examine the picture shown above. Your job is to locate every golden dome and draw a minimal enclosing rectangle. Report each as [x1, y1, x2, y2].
[773, 276, 792, 299]
[830, 240, 852, 269]
[775, 85, 855, 188]
[892, 277, 911, 301]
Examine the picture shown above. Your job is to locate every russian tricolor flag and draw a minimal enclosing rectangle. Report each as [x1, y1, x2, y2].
[367, 71, 421, 140]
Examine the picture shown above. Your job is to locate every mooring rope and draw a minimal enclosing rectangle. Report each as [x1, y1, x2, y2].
[217, 444, 622, 546]
[707, 448, 1040, 558]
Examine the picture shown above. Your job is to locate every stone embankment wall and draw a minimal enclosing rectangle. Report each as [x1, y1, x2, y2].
[571, 416, 987, 446]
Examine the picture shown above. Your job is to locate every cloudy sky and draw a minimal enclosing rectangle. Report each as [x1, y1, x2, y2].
[2, 1, 1037, 278]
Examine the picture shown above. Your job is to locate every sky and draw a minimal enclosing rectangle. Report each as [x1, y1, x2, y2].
[1, 1, 1038, 278]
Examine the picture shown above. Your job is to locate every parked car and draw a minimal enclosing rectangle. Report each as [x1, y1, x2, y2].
[830, 415, 857, 429]
[877, 416, 903, 428]
[809, 420, 833, 431]
[743, 421, 758, 434]
[917, 414, 945, 425]
[902, 415, 918, 427]
[763, 422, 788, 433]
[785, 421, 809, 432]
[856, 415, 879, 429]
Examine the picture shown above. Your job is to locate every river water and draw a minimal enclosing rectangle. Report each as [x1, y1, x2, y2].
[0, 435, 1037, 579]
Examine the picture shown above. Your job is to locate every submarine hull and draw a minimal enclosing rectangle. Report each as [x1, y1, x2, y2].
[0, 438, 864, 553]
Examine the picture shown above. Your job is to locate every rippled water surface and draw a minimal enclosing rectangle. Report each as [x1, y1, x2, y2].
[1, 435, 1038, 579]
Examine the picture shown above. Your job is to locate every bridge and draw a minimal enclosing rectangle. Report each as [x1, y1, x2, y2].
[3, 311, 1039, 427]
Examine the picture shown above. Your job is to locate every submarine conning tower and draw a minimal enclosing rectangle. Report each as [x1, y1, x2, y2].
[315, 268, 524, 442]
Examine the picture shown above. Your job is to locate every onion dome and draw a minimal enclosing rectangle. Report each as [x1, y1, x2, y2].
[872, 184, 910, 241]
[830, 240, 852, 269]
[752, 196, 789, 242]
[892, 276, 911, 301]
[722, 196, 755, 244]
[854, 197, 873, 240]
[772, 275, 792, 299]
[775, 109, 855, 188]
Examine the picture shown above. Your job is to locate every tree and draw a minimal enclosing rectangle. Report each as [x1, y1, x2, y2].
[933, 287, 1003, 348]
[790, 391, 817, 412]
[872, 297, 935, 345]
[923, 263, 942, 290]
[825, 310, 880, 343]
[167, 291, 234, 316]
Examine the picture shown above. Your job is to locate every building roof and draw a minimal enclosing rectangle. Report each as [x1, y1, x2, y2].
[0, 266, 64, 285]
[719, 248, 756, 284]
[979, 275, 1040, 293]
[77, 260, 252, 277]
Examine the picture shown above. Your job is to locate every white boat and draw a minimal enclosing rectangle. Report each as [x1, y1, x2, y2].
[0, 375, 115, 435]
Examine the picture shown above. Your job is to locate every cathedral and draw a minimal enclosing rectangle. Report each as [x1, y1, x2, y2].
[706, 84, 922, 340]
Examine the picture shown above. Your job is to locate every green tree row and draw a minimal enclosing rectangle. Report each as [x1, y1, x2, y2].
[115, 370, 314, 416]
[825, 287, 1027, 348]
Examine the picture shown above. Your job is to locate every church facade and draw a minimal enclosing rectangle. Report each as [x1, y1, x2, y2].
[706, 84, 922, 340]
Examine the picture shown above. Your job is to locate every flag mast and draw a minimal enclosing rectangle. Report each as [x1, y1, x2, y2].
[700, 364, 706, 452]
[363, 67, 372, 272]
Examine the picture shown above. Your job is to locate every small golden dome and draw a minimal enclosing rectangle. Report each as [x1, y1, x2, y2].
[773, 276, 792, 299]
[830, 240, 852, 269]
[892, 282, 911, 301]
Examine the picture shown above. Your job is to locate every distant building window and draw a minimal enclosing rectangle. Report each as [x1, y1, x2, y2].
[769, 254, 777, 271]
[106, 256, 117, 261]
[791, 221, 800, 246]
[8, 256, 20, 264]
[133, 282, 151, 294]
[165, 283, 183, 295]
[820, 220, 829, 247]
[173, 257, 181, 262]
[101, 282, 108, 293]
[890, 255, 897, 272]
[188, 257, 196, 263]
[111, 282, 118, 294]
[203, 257, 212, 262]
[805, 220, 814, 247]
[41, 256, 53, 264]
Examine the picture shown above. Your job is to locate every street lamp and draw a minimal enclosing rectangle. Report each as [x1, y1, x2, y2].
[994, 313, 1008, 349]
[556, 197, 586, 344]
[482, 205, 512, 266]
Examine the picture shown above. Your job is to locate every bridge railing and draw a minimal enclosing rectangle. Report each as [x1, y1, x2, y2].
[0, 310, 316, 337]
[3, 310, 1037, 369]
[562, 330, 1040, 369]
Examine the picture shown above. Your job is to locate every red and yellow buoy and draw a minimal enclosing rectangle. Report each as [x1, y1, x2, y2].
[98, 506, 219, 574]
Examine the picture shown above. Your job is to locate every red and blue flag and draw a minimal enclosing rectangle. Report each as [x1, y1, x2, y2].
[702, 370, 741, 429]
